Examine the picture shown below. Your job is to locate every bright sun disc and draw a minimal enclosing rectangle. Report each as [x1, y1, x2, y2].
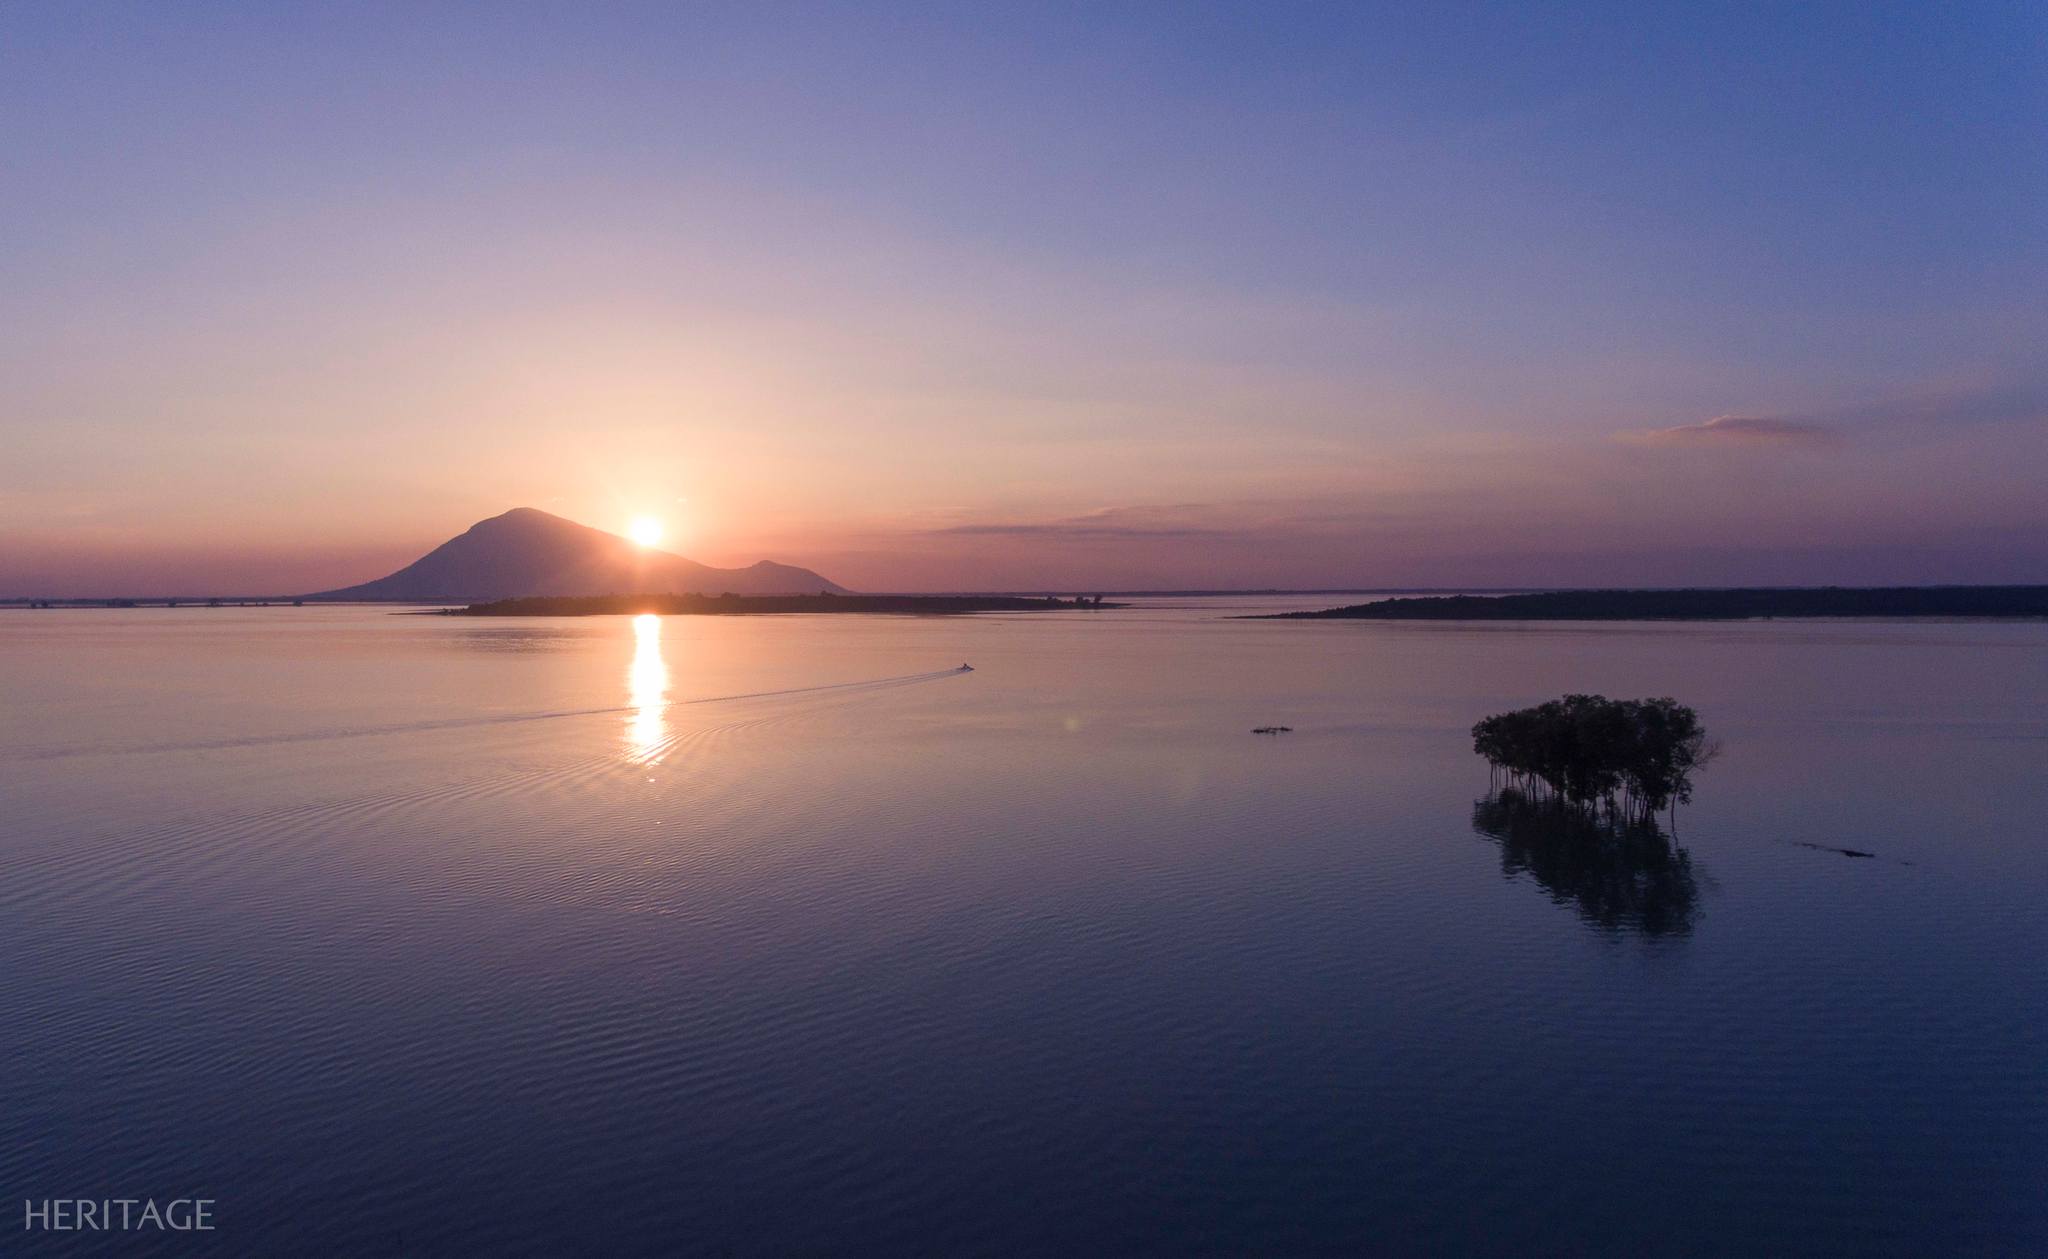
[627, 516, 663, 548]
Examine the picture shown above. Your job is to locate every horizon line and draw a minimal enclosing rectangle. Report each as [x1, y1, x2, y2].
[9, 581, 2048, 607]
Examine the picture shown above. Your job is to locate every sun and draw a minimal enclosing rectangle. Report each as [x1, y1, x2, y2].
[627, 516, 663, 548]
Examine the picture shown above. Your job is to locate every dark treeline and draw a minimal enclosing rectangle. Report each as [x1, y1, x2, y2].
[1471, 790, 1700, 937]
[1472, 694, 1715, 824]
[1263, 585, 2048, 620]
[8, 598, 305, 608]
[452, 593, 1120, 617]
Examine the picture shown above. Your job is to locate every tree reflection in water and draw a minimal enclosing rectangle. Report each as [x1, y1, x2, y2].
[1471, 788, 1702, 937]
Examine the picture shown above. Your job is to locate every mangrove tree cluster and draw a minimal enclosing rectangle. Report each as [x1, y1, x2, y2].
[1472, 694, 1715, 821]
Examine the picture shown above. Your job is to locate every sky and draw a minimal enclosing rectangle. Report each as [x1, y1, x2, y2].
[2, 1, 2044, 594]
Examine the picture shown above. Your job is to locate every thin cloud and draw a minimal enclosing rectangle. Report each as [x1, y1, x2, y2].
[937, 521, 1234, 541]
[1619, 415, 1843, 449]
[931, 506, 1240, 542]
[1618, 379, 2048, 451]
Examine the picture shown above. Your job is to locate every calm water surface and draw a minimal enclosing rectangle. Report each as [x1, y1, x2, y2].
[3, 602, 2045, 1255]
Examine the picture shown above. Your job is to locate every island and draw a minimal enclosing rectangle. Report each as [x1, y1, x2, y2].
[447, 593, 1119, 616]
[1259, 585, 2048, 621]
[1472, 694, 1715, 823]
[1466, 694, 1716, 935]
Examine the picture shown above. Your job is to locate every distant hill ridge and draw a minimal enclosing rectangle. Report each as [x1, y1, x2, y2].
[1261, 586, 2048, 621]
[307, 507, 847, 601]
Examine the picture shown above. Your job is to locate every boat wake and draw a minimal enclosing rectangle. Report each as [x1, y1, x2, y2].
[9, 665, 972, 762]
[0, 664, 975, 912]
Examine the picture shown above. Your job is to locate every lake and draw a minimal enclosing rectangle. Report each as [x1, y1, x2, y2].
[3, 601, 2044, 1255]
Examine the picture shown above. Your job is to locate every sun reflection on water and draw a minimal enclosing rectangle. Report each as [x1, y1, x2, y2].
[627, 613, 668, 761]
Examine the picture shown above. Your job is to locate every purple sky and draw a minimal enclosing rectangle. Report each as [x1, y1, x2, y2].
[3, 2, 2045, 594]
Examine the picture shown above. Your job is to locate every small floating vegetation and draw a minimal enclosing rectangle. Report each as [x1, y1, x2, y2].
[1793, 841, 1876, 859]
[1251, 726, 1293, 735]
[1472, 694, 1716, 825]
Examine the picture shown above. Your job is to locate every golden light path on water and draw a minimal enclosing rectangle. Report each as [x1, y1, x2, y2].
[626, 613, 668, 761]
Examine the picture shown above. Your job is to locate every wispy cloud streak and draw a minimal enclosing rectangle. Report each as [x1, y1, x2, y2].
[1618, 380, 2048, 451]
[930, 507, 1241, 542]
[1619, 415, 1842, 449]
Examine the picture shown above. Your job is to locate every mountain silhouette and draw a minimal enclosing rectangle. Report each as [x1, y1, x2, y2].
[307, 508, 848, 601]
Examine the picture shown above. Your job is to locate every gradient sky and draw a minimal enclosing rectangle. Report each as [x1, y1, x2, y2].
[3, 1, 2045, 594]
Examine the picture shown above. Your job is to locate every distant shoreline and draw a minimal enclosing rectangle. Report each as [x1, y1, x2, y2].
[1256, 586, 2048, 621]
[449, 593, 1120, 616]
[9, 585, 2048, 617]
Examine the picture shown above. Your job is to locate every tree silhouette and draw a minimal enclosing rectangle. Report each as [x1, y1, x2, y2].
[1472, 695, 1717, 824]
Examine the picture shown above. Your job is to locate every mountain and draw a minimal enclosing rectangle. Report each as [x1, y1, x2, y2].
[306, 508, 848, 601]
